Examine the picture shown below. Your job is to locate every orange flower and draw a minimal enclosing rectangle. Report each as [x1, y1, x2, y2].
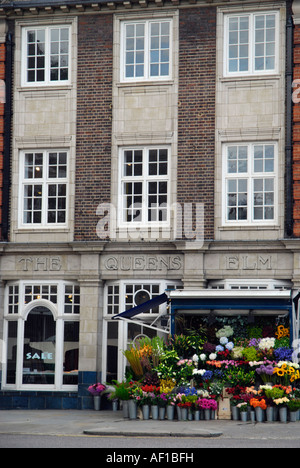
[250, 398, 267, 410]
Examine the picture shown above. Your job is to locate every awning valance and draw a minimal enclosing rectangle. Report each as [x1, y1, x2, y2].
[168, 289, 293, 338]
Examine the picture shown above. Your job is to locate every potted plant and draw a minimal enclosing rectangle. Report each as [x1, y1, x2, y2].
[273, 397, 290, 423]
[111, 380, 131, 418]
[88, 382, 107, 411]
[250, 398, 267, 423]
[158, 393, 168, 420]
[166, 394, 176, 421]
[137, 389, 152, 420]
[237, 402, 248, 422]
[287, 399, 300, 422]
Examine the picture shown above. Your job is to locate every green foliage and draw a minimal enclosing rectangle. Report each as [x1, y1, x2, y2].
[264, 386, 284, 400]
[223, 367, 255, 387]
[166, 334, 204, 358]
[111, 380, 131, 401]
[242, 346, 258, 362]
[274, 337, 290, 349]
[287, 399, 300, 411]
[248, 326, 262, 339]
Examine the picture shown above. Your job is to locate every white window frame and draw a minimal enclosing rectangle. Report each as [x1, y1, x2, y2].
[2, 280, 80, 391]
[222, 142, 278, 227]
[223, 11, 279, 77]
[209, 279, 292, 291]
[19, 150, 69, 229]
[102, 280, 181, 382]
[118, 146, 170, 229]
[120, 18, 172, 82]
[21, 25, 71, 87]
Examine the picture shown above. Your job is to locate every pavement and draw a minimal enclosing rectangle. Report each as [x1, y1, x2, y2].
[1, 409, 300, 441]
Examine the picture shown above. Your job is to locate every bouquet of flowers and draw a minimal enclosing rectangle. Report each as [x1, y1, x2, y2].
[157, 393, 168, 407]
[198, 398, 217, 411]
[273, 397, 290, 407]
[237, 402, 248, 412]
[255, 364, 275, 384]
[250, 398, 267, 410]
[88, 383, 106, 395]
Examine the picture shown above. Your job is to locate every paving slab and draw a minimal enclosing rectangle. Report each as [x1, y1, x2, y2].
[1, 410, 300, 441]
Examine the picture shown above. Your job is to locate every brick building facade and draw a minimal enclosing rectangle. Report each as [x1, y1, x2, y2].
[0, 0, 297, 410]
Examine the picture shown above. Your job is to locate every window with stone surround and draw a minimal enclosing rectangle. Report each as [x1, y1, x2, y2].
[19, 150, 68, 228]
[121, 19, 171, 82]
[3, 281, 80, 390]
[224, 11, 278, 76]
[223, 143, 277, 226]
[22, 25, 70, 86]
[119, 146, 170, 227]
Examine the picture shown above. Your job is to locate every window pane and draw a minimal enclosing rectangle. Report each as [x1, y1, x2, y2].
[227, 146, 247, 173]
[228, 16, 249, 73]
[150, 22, 170, 78]
[50, 28, 69, 82]
[23, 306, 56, 385]
[125, 23, 145, 79]
[6, 321, 18, 384]
[226, 178, 248, 221]
[26, 29, 45, 83]
[253, 178, 274, 221]
[106, 322, 119, 384]
[63, 321, 79, 385]
[254, 14, 276, 72]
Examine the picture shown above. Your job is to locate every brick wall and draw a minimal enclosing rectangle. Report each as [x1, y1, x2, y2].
[177, 7, 216, 241]
[75, 9, 216, 242]
[75, 14, 113, 241]
[293, 24, 300, 236]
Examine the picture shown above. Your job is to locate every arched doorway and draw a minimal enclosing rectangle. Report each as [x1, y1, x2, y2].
[23, 306, 56, 385]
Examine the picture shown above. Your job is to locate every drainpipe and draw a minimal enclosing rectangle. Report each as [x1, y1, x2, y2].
[286, 14, 294, 237]
[2, 31, 13, 241]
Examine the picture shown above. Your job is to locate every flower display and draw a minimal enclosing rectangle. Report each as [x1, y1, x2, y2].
[113, 320, 296, 423]
[258, 337, 275, 351]
[88, 383, 106, 395]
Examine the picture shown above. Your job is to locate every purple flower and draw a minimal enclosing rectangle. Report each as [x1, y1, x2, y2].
[274, 347, 293, 361]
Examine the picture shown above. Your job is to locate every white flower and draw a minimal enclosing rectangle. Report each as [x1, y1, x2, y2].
[258, 337, 275, 350]
[193, 369, 206, 376]
[200, 354, 207, 361]
[192, 354, 199, 362]
[220, 336, 228, 345]
[209, 353, 217, 360]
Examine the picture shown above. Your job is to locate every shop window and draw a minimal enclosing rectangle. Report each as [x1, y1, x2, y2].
[64, 285, 80, 314]
[63, 321, 79, 385]
[6, 322, 18, 385]
[106, 321, 119, 384]
[103, 280, 181, 382]
[23, 306, 56, 385]
[3, 281, 80, 391]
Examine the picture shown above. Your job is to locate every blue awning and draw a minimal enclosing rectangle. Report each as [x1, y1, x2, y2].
[112, 293, 169, 320]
